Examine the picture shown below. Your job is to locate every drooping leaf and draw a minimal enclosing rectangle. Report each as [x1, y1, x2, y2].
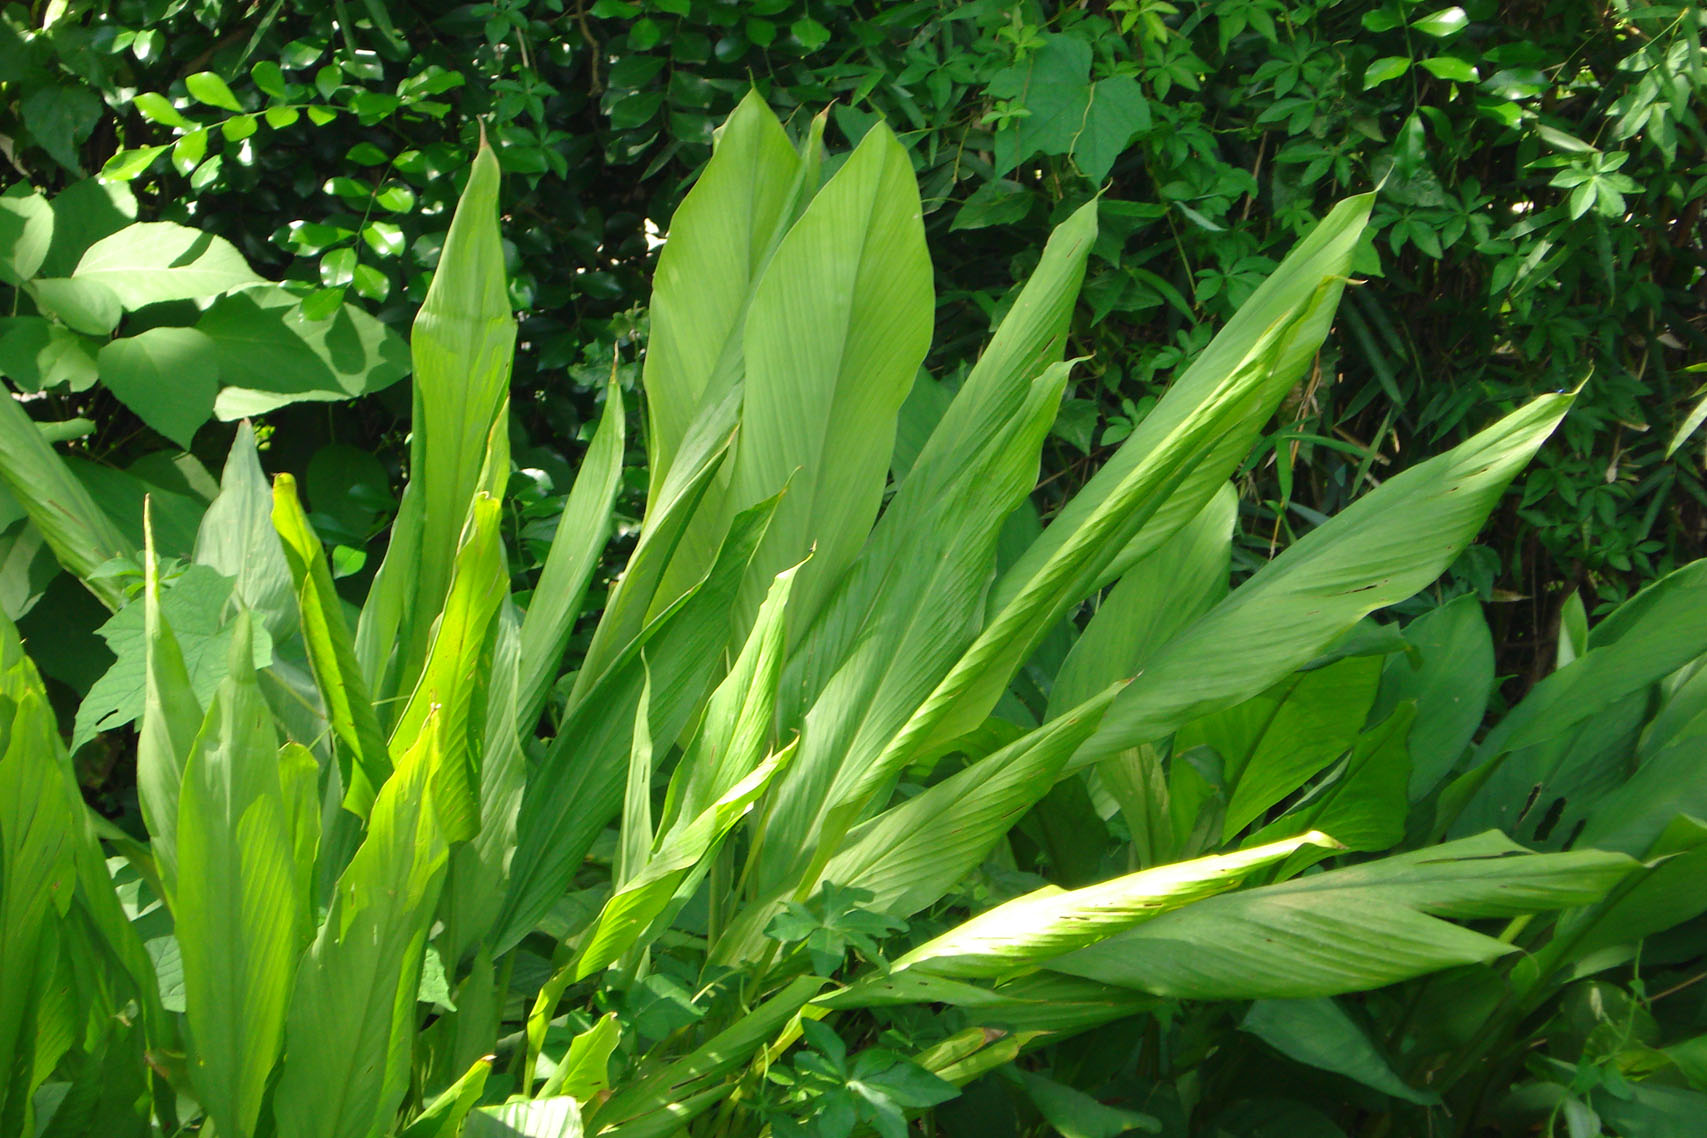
[1050, 832, 1634, 999]
[1241, 997, 1440, 1105]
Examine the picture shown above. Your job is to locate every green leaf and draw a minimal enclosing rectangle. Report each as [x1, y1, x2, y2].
[387, 495, 507, 845]
[0, 186, 54, 284]
[0, 624, 84, 1128]
[748, 204, 1096, 909]
[1382, 595, 1492, 799]
[74, 222, 262, 308]
[1051, 832, 1634, 998]
[1073, 77, 1149, 183]
[193, 423, 297, 643]
[25, 277, 122, 336]
[882, 831, 1334, 982]
[198, 285, 409, 418]
[272, 474, 390, 817]
[99, 145, 168, 181]
[0, 318, 99, 392]
[0, 384, 132, 608]
[516, 381, 624, 725]
[1241, 997, 1440, 1104]
[1411, 6, 1469, 37]
[640, 92, 801, 495]
[1075, 392, 1572, 768]
[273, 714, 451, 1138]
[1363, 57, 1412, 89]
[75, 564, 273, 750]
[702, 120, 933, 641]
[96, 328, 219, 448]
[1008, 1069, 1161, 1138]
[540, 1014, 621, 1100]
[498, 491, 783, 950]
[185, 70, 244, 112]
[173, 612, 301, 1138]
[355, 139, 513, 714]
[987, 34, 1093, 171]
[132, 91, 193, 128]
[1417, 56, 1478, 83]
[467, 1097, 582, 1138]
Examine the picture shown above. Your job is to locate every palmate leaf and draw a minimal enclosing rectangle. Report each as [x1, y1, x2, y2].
[1049, 832, 1635, 999]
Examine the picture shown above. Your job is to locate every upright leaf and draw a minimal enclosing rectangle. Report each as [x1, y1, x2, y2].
[273, 474, 391, 816]
[357, 139, 513, 709]
[517, 381, 625, 727]
[173, 612, 299, 1138]
[274, 714, 452, 1138]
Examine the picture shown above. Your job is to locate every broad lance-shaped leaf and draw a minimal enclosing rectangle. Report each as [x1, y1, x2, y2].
[437, 600, 526, 966]
[578, 741, 796, 981]
[580, 98, 806, 694]
[714, 681, 1127, 967]
[387, 494, 506, 846]
[273, 474, 391, 817]
[137, 502, 203, 894]
[517, 380, 625, 727]
[357, 137, 513, 713]
[1241, 998, 1440, 1107]
[718, 117, 932, 640]
[751, 202, 1095, 898]
[0, 621, 81, 1129]
[273, 712, 452, 1138]
[642, 90, 801, 499]
[496, 491, 784, 950]
[787, 306, 1304, 895]
[661, 561, 799, 833]
[1047, 484, 1235, 718]
[0, 381, 131, 609]
[996, 194, 1373, 610]
[1048, 831, 1636, 999]
[751, 208, 1094, 900]
[1445, 557, 1707, 839]
[1071, 390, 1575, 769]
[879, 832, 1338, 982]
[589, 975, 825, 1138]
[174, 611, 301, 1138]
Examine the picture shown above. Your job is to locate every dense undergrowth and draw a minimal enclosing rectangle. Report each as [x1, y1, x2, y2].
[0, 92, 1703, 1138]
